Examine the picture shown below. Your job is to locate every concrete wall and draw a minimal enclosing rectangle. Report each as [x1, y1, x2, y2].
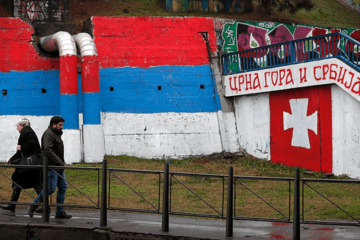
[0, 16, 234, 163]
[218, 19, 360, 178]
[2, 15, 360, 178]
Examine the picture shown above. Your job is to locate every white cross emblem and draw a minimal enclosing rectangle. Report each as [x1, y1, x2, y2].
[283, 98, 317, 149]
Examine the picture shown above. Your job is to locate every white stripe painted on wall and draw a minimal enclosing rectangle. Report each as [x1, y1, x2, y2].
[222, 111, 240, 153]
[332, 85, 360, 179]
[83, 124, 105, 163]
[102, 112, 223, 159]
[233, 94, 271, 160]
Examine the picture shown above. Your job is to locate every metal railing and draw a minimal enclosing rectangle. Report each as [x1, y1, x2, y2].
[108, 168, 162, 214]
[234, 175, 293, 223]
[302, 178, 360, 226]
[169, 171, 227, 218]
[222, 32, 360, 75]
[1, 160, 360, 239]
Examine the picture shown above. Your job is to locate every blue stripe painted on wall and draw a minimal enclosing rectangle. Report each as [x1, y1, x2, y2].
[83, 92, 102, 125]
[0, 70, 60, 115]
[78, 74, 83, 114]
[60, 94, 79, 129]
[100, 65, 220, 113]
[0, 65, 220, 116]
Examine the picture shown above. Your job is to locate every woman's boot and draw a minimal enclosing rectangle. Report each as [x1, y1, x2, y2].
[0, 189, 21, 216]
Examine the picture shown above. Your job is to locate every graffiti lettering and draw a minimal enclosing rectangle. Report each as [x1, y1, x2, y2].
[253, 74, 261, 90]
[258, 22, 275, 29]
[351, 77, 360, 95]
[228, 73, 262, 92]
[299, 68, 308, 83]
[285, 69, 294, 85]
[245, 75, 252, 90]
[345, 72, 355, 89]
[229, 76, 238, 92]
[337, 67, 347, 85]
[329, 64, 338, 80]
[225, 59, 360, 103]
[225, 26, 236, 46]
[313, 64, 357, 90]
[313, 66, 322, 81]
[214, 18, 225, 30]
[266, 69, 293, 87]
[15, 0, 64, 22]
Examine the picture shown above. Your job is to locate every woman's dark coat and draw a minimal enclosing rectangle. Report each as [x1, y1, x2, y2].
[10, 126, 42, 189]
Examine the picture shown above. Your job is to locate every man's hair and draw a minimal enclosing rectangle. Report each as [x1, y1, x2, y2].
[50, 116, 65, 126]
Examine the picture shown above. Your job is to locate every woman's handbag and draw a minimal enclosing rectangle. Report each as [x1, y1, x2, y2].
[11, 151, 43, 166]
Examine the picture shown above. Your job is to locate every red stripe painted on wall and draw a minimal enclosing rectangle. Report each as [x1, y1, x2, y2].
[0, 18, 59, 72]
[270, 86, 332, 173]
[317, 86, 332, 173]
[82, 57, 100, 93]
[60, 55, 78, 95]
[92, 17, 217, 68]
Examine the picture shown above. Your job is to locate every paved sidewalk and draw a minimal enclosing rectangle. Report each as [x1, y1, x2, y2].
[1, 208, 360, 239]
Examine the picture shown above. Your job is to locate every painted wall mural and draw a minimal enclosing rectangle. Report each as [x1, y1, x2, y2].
[222, 20, 360, 177]
[2, 16, 360, 178]
[269, 85, 332, 173]
[0, 17, 224, 163]
[221, 21, 360, 70]
[224, 59, 360, 101]
[14, 0, 70, 22]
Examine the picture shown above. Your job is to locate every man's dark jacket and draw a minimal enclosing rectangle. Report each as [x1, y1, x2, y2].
[42, 125, 65, 172]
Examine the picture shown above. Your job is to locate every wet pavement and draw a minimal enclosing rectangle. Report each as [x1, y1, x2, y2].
[1, 208, 360, 239]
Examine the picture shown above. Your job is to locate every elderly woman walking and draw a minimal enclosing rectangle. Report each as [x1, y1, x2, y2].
[0, 118, 42, 216]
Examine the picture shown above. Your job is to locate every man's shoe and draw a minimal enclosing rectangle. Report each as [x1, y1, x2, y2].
[55, 211, 72, 219]
[27, 205, 38, 218]
[35, 207, 51, 214]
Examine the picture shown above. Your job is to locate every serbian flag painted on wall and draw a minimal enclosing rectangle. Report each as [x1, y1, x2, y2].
[269, 85, 332, 173]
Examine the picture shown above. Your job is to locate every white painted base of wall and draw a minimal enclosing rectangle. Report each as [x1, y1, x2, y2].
[102, 112, 223, 159]
[233, 94, 271, 160]
[83, 124, 105, 162]
[332, 85, 360, 179]
[221, 111, 240, 153]
[62, 129, 82, 164]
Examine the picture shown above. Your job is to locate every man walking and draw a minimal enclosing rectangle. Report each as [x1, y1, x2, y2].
[27, 116, 72, 219]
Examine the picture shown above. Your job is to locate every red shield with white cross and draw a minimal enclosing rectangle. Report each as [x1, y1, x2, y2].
[269, 86, 332, 173]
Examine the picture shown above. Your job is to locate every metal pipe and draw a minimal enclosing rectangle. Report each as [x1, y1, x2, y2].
[293, 168, 300, 240]
[226, 166, 233, 237]
[39, 31, 76, 56]
[72, 33, 104, 163]
[42, 157, 49, 223]
[100, 159, 107, 227]
[72, 33, 98, 57]
[162, 162, 169, 232]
